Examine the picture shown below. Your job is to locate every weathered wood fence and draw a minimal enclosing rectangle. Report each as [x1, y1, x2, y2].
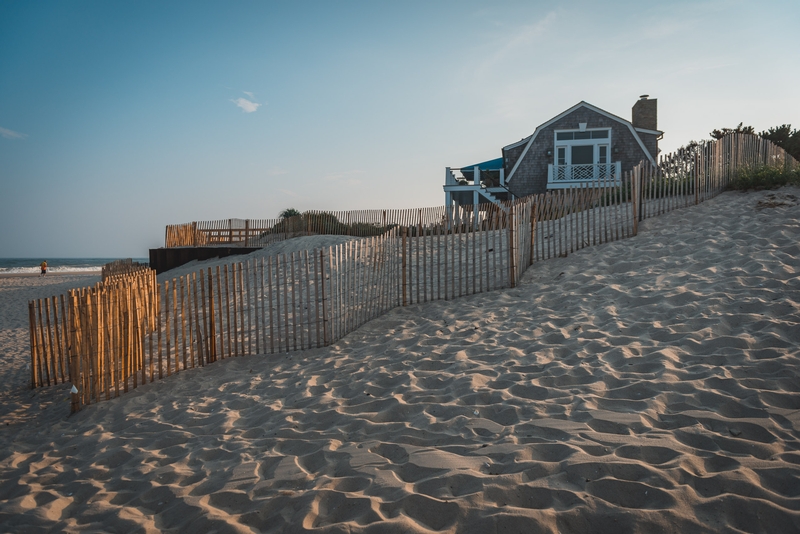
[28, 269, 159, 398]
[29, 133, 798, 410]
[101, 258, 149, 281]
[166, 205, 522, 248]
[530, 133, 798, 261]
[30, 203, 536, 409]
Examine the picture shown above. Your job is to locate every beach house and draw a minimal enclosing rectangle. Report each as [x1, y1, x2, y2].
[444, 96, 662, 207]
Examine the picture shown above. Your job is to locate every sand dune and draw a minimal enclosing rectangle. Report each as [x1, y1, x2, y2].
[1, 188, 799, 532]
[156, 234, 363, 284]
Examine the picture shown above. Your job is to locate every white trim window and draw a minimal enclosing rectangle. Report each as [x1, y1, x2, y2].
[550, 128, 617, 183]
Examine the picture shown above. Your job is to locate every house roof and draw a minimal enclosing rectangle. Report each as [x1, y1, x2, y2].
[504, 101, 661, 182]
[458, 157, 504, 171]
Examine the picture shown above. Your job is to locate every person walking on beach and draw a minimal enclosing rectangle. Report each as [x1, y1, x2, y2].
[40, 260, 47, 276]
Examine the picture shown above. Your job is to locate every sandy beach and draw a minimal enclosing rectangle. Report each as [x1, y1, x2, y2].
[1, 188, 799, 533]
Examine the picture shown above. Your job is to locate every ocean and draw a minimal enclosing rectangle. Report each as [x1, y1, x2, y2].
[0, 258, 149, 275]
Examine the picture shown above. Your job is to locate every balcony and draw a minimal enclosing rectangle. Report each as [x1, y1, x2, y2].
[547, 162, 622, 188]
[444, 161, 512, 207]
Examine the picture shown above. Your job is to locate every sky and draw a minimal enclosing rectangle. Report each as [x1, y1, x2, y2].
[1, 0, 798, 258]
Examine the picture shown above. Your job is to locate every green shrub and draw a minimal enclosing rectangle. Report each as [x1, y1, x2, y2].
[264, 214, 305, 235]
[279, 208, 301, 219]
[303, 212, 347, 234]
[263, 212, 396, 237]
[728, 166, 800, 191]
[349, 222, 390, 236]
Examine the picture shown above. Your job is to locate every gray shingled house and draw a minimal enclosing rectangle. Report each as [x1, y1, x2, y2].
[444, 96, 662, 207]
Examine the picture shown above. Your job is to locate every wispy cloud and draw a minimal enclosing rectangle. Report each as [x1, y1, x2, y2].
[231, 91, 262, 113]
[231, 97, 261, 113]
[0, 126, 27, 140]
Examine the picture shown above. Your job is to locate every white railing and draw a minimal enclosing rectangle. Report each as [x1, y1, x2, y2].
[445, 166, 505, 187]
[445, 167, 463, 185]
[547, 162, 621, 187]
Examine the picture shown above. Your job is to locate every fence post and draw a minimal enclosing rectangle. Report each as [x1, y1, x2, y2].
[508, 204, 516, 288]
[529, 202, 537, 266]
[207, 268, 216, 362]
[632, 167, 639, 236]
[401, 227, 408, 306]
[70, 384, 80, 413]
[69, 293, 80, 410]
[36, 300, 50, 387]
[28, 302, 38, 388]
[69, 291, 81, 412]
[320, 248, 329, 345]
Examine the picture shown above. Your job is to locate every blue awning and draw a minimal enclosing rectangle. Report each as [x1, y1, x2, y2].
[459, 157, 503, 171]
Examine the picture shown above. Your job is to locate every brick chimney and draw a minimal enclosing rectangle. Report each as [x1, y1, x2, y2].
[632, 95, 657, 131]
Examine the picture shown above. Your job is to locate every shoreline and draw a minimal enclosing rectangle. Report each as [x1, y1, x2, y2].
[0, 271, 100, 279]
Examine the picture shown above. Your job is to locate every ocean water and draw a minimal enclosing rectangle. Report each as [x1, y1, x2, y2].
[0, 258, 149, 275]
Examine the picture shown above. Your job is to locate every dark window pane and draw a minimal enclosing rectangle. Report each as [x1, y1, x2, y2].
[571, 145, 593, 164]
[574, 131, 591, 139]
[556, 132, 573, 140]
[592, 130, 609, 138]
[557, 147, 566, 165]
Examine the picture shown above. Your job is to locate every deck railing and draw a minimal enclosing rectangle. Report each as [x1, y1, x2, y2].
[547, 161, 621, 187]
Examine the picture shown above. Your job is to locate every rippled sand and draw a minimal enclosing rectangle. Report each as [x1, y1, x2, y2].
[1, 188, 799, 533]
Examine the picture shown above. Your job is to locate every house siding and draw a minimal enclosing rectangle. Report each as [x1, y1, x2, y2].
[502, 142, 527, 194]
[637, 131, 659, 162]
[506, 107, 656, 197]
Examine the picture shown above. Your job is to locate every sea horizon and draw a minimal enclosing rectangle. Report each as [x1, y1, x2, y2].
[0, 257, 149, 274]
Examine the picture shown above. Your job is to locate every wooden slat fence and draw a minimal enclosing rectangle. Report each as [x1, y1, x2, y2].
[531, 174, 637, 262]
[28, 269, 159, 397]
[636, 133, 798, 222]
[29, 232, 405, 407]
[530, 133, 798, 262]
[101, 259, 150, 281]
[30, 133, 798, 411]
[165, 204, 514, 248]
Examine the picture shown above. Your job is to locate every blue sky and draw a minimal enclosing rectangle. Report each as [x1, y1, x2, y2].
[1, 0, 798, 258]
